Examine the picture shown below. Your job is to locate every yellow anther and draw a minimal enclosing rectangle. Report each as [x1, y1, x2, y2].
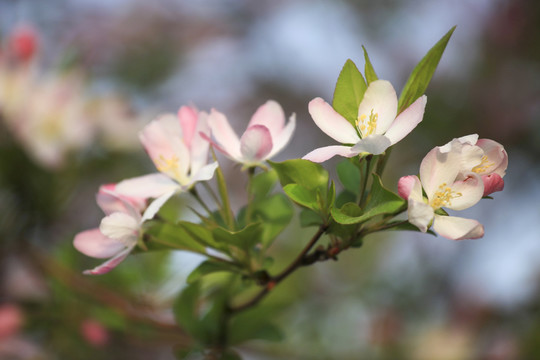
[430, 183, 462, 209]
[357, 109, 378, 137]
[472, 155, 494, 174]
[156, 155, 180, 173]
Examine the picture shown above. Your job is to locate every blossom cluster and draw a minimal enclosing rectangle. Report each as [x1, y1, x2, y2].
[74, 77, 508, 274]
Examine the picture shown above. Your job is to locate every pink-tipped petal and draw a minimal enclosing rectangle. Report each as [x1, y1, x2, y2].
[308, 98, 359, 144]
[303, 145, 357, 163]
[407, 199, 434, 233]
[350, 135, 392, 155]
[207, 109, 242, 159]
[444, 173, 484, 211]
[384, 95, 427, 145]
[82, 246, 134, 275]
[178, 106, 198, 148]
[433, 215, 484, 240]
[357, 80, 398, 134]
[268, 113, 296, 158]
[116, 173, 179, 199]
[248, 100, 285, 140]
[482, 174, 505, 196]
[189, 111, 212, 175]
[240, 125, 273, 162]
[398, 175, 421, 200]
[74, 229, 126, 259]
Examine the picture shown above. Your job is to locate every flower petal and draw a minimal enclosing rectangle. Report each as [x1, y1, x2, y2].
[178, 106, 198, 148]
[240, 125, 273, 163]
[398, 175, 422, 201]
[74, 228, 126, 259]
[116, 173, 179, 199]
[83, 246, 134, 275]
[190, 161, 219, 184]
[247, 100, 285, 141]
[302, 145, 357, 163]
[350, 134, 392, 155]
[476, 139, 508, 177]
[357, 80, 397, 134]
[420, 147, 461, 200]
[407, 198, 434, 233]
[99, 212, 139, 241]
[439, 134, 479, 153]
[384, 95, 427, 145]
[189, 111, 212, 175]
[207, 109, 242, 159]
[268, 113, 296, 159]
[433, 215, 484, 240]
[308, 97, 359, 144]
[482, 173, 504, 196]
[445, 173, 484, 211]
[141, 190, 176, 222]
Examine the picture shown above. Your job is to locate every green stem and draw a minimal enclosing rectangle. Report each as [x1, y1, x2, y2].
[189, 187, 213, 216]
[203, 181, 222, 208]
[358, 155, 373, 208]
[244, 167, 256, 224]
[214, 159, 235, 230]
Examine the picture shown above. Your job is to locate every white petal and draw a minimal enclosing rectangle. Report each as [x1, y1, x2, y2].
[445, 173, 484, 211]
[141, 190, 176, 222]
[268, 113, 296, 158]
[190, 162, 219, 184]
[308, 97, 359, 144]
[302, 145, 357, 163]
[433, 215, 484, 240]
[99, 212, 139, 241]
[384, 95, 426, 145]
[240, 125, 273, 162]
[74, 228, 126, 259]
[407, 198, 434, 233]
[420, 147, 461, 200]
[207, 109, 242, 160]
[116, 173, 179, 199]
[189, 111, 212, 175]
[350, 135, 392, 155]
[83, 246, 134, 275]
[439, 134, 479, 152]
[357, 80, 397, 134]
[247, 100, 285, 141]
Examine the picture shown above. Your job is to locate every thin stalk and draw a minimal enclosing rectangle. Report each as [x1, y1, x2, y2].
[203, 181, 222, 208]
[358, 155, 373, 208]
[244, 166, 256, 224]
[214, 160, 235, 230]
[189, 187, 213, 216]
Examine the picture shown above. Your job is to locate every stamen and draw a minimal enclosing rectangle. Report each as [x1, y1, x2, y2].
[430, 183, 462, 209]
[356, 109, 378, 137]
[472, 155, 494, 174]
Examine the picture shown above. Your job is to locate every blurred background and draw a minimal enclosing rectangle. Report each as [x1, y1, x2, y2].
[0, 0, 538, 359]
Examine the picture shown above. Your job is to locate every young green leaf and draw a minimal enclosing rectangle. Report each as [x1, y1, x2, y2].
[250, 169, 278, 201]
[337, 159, 361, 195]
[251, 193, 294, 247]
[283, 184, 319, 211]
[212, 223, 263, 251]
[143, 222, 207, 254]
[332, 59, 367, 125]
[362, 45, 378, 84]
[269, 159, 329, 191]
[398, 26, 456, 112]
[187, 260, 243, 284]
[173, 282, 206, 341]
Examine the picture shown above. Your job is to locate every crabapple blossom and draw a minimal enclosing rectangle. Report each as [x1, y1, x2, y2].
[116, 106, 218, 217]
[204, 100, 296, 167]
[303, 80, 427, 162]
[74, 184, 149, 275]
[440, 134, 508, 196]
[398, 144, 485, 240]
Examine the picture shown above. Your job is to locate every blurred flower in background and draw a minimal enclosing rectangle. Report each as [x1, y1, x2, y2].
[0, 0, 538, 359]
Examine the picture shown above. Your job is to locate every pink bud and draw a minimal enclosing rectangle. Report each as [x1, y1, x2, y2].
[0, 304, 24, 340]
[8, 25, 38, 62]
[482, 174, 505, 196]
[80, 319, 109, 347]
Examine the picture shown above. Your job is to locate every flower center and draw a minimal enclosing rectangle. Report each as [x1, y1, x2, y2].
[156, 155, 188, 184]
[356, 109, 378, 138]
[430, 183, 462, 209]
[472, 155, 494, 174]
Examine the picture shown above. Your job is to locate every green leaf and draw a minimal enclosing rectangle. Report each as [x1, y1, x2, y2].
[252, 193, 294, 247]
[337, 159, 361, 195]
[251, 169, 278, 201]
[178, 221, 230, 254]
[385, 221, 436, 236]
[212, 223, 263, 251]
[362, 46, 378, 84]
[335, 189, 357, 208]
[398, 26, 456, 112]
[332, 59, 367, 125]
[283, 184, 319, 210]
[143, 222, 207, 254]
[299, 209, 324, 227]
[228, 306, 284, 345]
[269, 159, 329, 191]
[173, 282, 206, 341]
[187, 260, 243, 284]
[331, 174, 405, 224]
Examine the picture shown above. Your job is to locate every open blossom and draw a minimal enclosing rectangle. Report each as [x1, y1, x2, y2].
[398, 144, 485, 240]
[304, 80, 427, 162]
[116, 106, 218, 216]
[205, 100, 296, 167]
[440, 134, 508, 196]
[74, 184, 150, 275]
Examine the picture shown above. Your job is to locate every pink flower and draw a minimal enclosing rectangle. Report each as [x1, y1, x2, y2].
[74, 184, 150, 275]
[116, 106, 218, 215]
[205, 100, 296, 167]
[0, 304, 23, 340]
[398, 144, 485, 240]
[440, 134, 508, 196]
[304, 80, 427, 162]
[80, 319, 109, 347]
